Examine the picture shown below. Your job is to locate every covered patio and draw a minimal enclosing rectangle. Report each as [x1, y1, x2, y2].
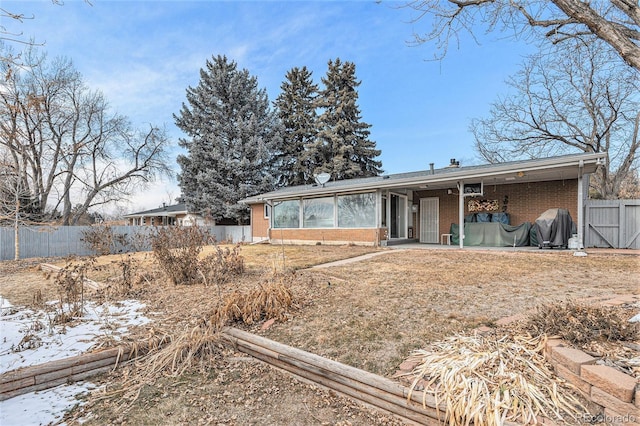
[243, 153, 606, 249]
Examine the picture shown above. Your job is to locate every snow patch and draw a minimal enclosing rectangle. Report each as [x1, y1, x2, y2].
[0, 381, 98, 426]
[1, 299, 150, 372]
[0, 297, 152, 424]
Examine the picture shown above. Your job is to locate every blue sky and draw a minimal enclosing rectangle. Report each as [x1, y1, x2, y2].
[4, 1, 534, 213]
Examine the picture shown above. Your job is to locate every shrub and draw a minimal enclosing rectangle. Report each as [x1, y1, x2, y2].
[211, 271, 297, 326]
[81, 225, 130, 255]
[200, 244, 244, 286]
[151, 226, 212, 285]
[106, 254, 138, 296]
[52, 258, 95, 323]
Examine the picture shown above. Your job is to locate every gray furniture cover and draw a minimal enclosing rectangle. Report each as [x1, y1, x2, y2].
[534, 208, 574, 249]
[450, 222, 531, 247]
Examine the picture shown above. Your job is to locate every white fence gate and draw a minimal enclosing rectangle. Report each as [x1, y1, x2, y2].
[584, 200, 640, 249]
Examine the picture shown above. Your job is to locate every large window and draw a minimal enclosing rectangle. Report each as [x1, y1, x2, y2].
[303, 197, 334, 228]
[338, 193, 376, 228]
[272, 200, 300, 228]
[271, 192, 377, 229]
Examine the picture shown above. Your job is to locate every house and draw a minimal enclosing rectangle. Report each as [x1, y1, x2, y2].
[241, 153, 607, 248]
[123, 203, 209, 226]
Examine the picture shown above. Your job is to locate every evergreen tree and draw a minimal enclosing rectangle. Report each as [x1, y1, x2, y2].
[314, 58, 382, 180]
[274, 66, 318, 186]
[174, 55, 282, 224]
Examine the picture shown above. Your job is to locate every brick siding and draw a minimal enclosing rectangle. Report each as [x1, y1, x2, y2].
[250, 204, 270, 239]
[251, 179, 578, 244]
[268, 227, 383, 246]
[414, 179, 579, 238]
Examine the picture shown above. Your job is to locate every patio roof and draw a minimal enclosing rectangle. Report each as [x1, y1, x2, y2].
[123, 203, 189, 218]
[242, 152, 607, 203]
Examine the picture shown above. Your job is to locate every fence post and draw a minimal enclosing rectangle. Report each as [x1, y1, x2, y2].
[584, 202, 590, 248]
[619, 202, 625, 249]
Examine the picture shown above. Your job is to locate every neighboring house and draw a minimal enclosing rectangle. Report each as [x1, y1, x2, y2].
[241, 153, 606, 248]
[123, 203, 208, 226]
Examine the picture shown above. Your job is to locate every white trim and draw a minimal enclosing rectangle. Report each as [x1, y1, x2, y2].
[577, 163, 584, 249]
[458, 180, 465, 249]
[243, 153, 607, 204]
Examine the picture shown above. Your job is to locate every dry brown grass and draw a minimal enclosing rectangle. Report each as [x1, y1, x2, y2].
[67, 353, 405, 426]
[46, 244, 378, 280]
[264, 249, 639, 376]
[0, 259, 59, 306]
[202, 243, 380, 272]
[525, 301, 639, 345]
[211, 272, 299, 326]
[407, 301, 640, 426]
[1, 246, 638, 425]
[86, 270, 304, 415]
[0, 244, 377, 308]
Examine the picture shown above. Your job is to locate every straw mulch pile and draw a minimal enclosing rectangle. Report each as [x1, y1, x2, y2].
[405, 333, 585, 425]
[403, 301, 640, 425]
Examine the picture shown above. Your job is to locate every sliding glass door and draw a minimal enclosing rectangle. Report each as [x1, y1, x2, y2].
[390, 194, 407, 239]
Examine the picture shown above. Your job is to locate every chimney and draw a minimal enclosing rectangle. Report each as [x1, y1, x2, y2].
[429, 163, 434, 174]
[448, 158, 460, 168]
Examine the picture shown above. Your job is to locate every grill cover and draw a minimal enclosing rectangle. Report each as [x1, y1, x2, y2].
[534, 208, 574, 248]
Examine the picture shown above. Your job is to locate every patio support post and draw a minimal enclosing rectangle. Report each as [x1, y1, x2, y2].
[458, 181, 464, 248]
[577, 160, 584, 249]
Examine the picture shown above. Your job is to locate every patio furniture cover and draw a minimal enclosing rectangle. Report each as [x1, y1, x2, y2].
[450, 222, 531, 247]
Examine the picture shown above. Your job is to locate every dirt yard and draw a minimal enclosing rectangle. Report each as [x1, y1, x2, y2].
[1, 245, 638, 425]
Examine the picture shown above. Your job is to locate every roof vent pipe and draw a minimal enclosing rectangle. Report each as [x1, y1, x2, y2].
[429, 163, 434, 174]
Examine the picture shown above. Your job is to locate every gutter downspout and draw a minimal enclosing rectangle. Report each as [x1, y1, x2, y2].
[458, 181, 464, 249]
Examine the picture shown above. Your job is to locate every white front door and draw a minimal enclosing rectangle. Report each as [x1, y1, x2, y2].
[420, 197, 439, 243]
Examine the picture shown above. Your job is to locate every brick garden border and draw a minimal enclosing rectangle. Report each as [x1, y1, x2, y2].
[543, 293, 640, 425]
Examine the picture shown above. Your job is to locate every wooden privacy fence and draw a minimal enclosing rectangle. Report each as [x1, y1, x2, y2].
[584, 199, 640, 249]
[0, 225, 250, 261]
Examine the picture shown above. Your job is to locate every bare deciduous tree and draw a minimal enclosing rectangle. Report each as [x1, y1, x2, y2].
[0, 152, 34, 259]
[471, 40, 640, 199]
[0, 47, 172, 225]
[1, 1, 92, 65]
[0, 8, 37, 65]
[407, 0, 640, 71]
